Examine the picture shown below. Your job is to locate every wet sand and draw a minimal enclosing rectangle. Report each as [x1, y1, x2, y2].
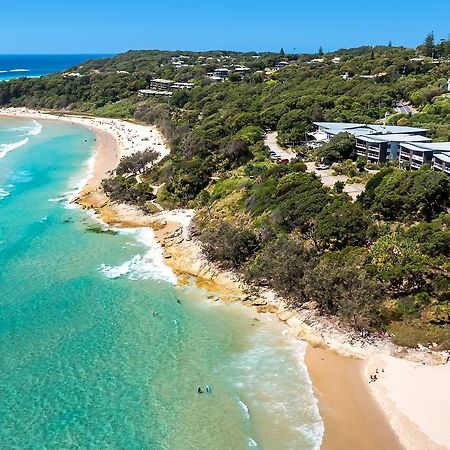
[306, 346, 404, 450]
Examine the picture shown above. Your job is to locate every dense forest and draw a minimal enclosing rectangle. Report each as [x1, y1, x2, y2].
[1, 35, 450, 348]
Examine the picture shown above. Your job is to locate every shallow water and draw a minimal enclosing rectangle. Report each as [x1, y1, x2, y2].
[0, 117, 323, 449]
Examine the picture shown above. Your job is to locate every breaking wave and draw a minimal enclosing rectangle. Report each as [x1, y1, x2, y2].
[0, 187, 11, 200]
[0, 138, 29, 159]
[98, 228, 177, 284]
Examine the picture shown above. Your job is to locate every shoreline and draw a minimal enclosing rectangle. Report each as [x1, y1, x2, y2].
[2, 107, 450, 449]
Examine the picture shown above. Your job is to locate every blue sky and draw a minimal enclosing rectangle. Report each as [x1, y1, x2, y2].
[2, 0, 450, 54]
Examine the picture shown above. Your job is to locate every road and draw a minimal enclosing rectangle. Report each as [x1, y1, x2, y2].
[264, 132, 296, 161]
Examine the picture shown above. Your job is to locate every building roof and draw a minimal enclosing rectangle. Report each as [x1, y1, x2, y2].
[314, 122, 428, 135]
[372, 134, 431, 143]
[434, 152, 450, 163]
[401, 142, 450, 152]
[400, 143, 436, 153]
[151, 78, 174, 84]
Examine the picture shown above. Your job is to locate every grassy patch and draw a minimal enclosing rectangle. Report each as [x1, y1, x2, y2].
[389, 320, 450, 350]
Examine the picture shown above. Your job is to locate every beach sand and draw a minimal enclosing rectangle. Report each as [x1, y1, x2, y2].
[306, 346, 403, 450]
[2, 107, 450, 449]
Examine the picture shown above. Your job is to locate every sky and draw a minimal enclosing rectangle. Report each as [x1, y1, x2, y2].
[2, 0, 450, 54]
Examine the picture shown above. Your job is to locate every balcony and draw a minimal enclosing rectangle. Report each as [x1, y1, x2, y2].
[356, 143, 366, 150]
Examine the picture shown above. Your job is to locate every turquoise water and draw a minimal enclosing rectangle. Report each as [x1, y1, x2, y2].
[0, 118, 323, 449]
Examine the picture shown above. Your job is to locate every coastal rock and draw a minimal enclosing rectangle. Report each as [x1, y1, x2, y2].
[256, 304, 278, 314]
[278, 310, 296, 322]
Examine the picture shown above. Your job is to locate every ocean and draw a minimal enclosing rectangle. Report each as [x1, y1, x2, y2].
[0, 117, 323, 449]
[0, 55, 109, 82]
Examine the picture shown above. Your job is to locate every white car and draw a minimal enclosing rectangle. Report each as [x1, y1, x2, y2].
[316, 163, 329, 170]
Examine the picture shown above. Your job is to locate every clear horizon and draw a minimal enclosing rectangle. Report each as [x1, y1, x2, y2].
[2, 0, 450, 54]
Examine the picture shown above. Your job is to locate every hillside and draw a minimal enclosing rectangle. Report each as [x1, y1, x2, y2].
[1, 41, 450, 348]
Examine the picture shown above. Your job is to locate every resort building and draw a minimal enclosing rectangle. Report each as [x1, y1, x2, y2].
[356, 134, 431, 163]
[399, 142, 450, 170]
[433, 152, 450, 175]
[311, 122, 450, 168]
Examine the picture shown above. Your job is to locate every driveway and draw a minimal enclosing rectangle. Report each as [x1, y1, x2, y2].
[264, 132, 296, 161]
[306, 162, 365, 200]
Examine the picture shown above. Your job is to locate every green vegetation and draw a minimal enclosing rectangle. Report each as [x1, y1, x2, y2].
[1, 38, 450, 348]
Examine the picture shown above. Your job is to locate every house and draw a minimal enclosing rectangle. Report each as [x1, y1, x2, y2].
[214, 68, 229, 78]
[138, 89, 172, 98]
[172, 82, 195, 90]
[234, 66, 251, 75]
[275, 61, 289, 70]
[149, 78, 174, 90]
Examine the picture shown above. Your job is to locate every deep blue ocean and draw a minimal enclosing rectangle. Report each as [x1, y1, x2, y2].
[0, 117, 323, 449]
[0, 55, 110, 81]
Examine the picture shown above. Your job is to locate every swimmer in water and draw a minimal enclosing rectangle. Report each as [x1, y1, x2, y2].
[197, 387, 203, 394]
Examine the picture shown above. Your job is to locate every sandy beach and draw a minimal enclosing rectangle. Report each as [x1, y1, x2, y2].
[2, 107, 450, 450]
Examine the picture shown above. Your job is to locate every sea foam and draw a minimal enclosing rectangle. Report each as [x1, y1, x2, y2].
[99, 228, 177, 284]
[0, 138, 29, 159]
[0, 187, 11, 200]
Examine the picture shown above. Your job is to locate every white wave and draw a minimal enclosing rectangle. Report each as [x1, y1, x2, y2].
[0, 70, 7, 73]
[63, 153, 96, 206]
[98, 227, 177, 284]
[238, 398, 250, 420]
[248, 437, 258, 448]
[28, 120, 42, 136]
[0, 187, 10, 200]
[9, 69, 30, 72]
[0, 137, 29, 159]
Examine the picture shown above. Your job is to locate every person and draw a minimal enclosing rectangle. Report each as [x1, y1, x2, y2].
[197, 387, 203, 394]
[205, 385, 211, 393]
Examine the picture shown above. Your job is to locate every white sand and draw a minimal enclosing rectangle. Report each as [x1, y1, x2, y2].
[0, 107, 170, 161]
[365, 353, 450, 449]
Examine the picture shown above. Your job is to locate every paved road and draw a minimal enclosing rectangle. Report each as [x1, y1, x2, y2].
[264, 132, 296, 161]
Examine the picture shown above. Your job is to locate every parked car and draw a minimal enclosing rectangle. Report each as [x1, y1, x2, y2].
[278, 158, 289, 165]
[316, 163, 329, 170]
[296, 151, 305, 158]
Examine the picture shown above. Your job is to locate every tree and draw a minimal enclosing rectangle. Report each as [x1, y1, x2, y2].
[201, 222, 259, 268]
[423, 32, 435, 57]
[246, 237, 312, 300]
[315, 196, 371, 250]
[316, 132, 357, 163]
[116, 149, 159, 177]
[279, 48, 286, 56]
[304, 260, 384, 328]
[318, 47, 324, 56]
